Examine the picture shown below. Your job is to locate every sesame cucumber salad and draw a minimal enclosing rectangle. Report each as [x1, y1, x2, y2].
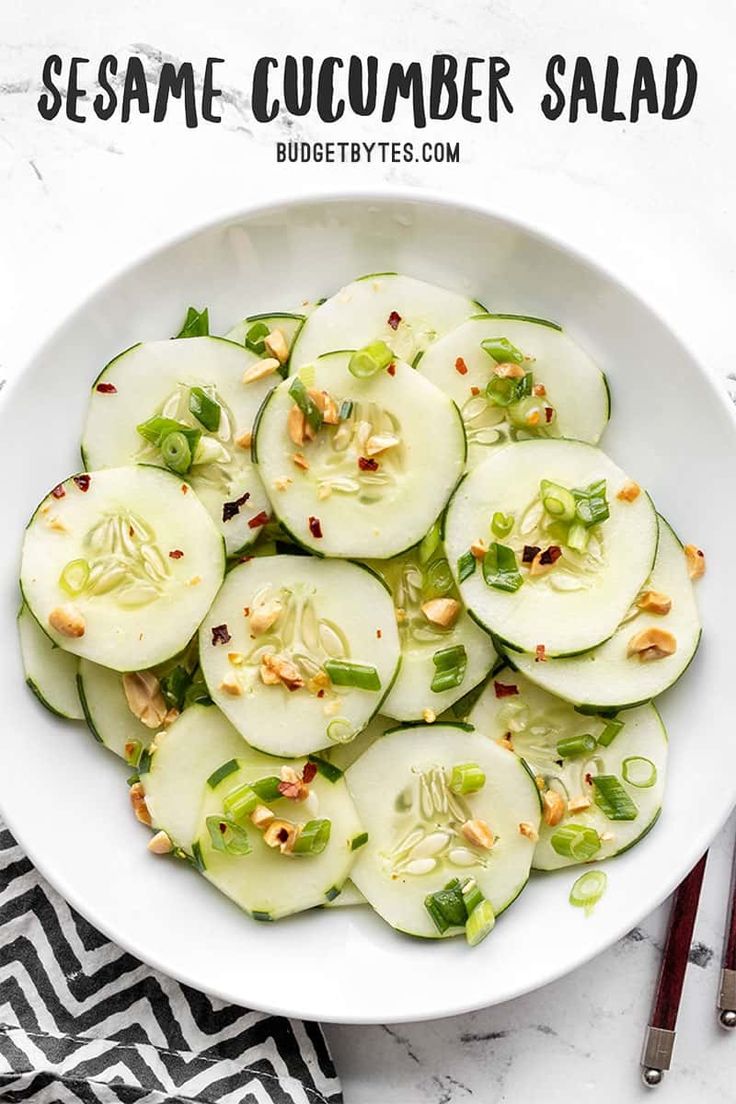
[18, 272, 705, 948]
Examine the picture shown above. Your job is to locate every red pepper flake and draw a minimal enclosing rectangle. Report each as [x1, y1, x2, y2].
[243, 607, 251, 617]
[387, 310, 401, 331]
[211, 624, 231, 646]
[239, 557, 253, 564]
[494, 681, 519, 699]
[376, 628, 382, 639]
[308, 516, 323, 539]
[545, 406, 554, 423]
[584, 772, 593, 786]
[247, 510, 269, 530]
[539, 545, 562, 566]
[535, 644, 547, 663]
[387, 362, 396, 377]
[358, 456, 379, 472]
[223, 490, 250, 523]
[522, 545, 541, 564]
[455, 357, 468, 375]
[181, 484, 189, 494]
[73, 474, 91, 493]
[470, 386, 480, 396]
[169, 549, 184, 560]
[317, 689, 325, 698]
[277, 827, 289, 843]
[302, 762, 317, 784]
[51, 484, 66, 499]
[95, 382, 117, 394]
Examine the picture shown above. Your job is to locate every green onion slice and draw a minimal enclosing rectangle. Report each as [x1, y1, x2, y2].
[307, 755, 343, 783]
[326, 717, 355, 744]
[288, 377, 323, 433]
[461, 877, 484, 916]
[338, 399, 354, 421]
[348, 340, 393, 379]
[569, 869, 607, 914]
[457, 550, 477, 583]
[223, 782, 260, 822]
[591, 775, 638, 821]
[59, 558, 89, 597]
[188, 386, 221, 432]
[190, 840, 207, 872]
[419, 519, 442, 565]
[550, 824, 602, 861]
[622, 756, 657, 789]
[124, 739, 142, 768]
[160, 665, 190, 711]
[431, 645, 468, 693]
[540, 480, 576, 522]
[573, 479, 609, 527]
[206, 759, 240, 789]
[566, 522, 590, 552]
[482, 543, 523, 593]
[465, 898, 495, 946]
[160, 431, 193, 475]
[292, 818, 332, 855]
[491, 512, 514, 539]
[175, 306, 209, 339]
[206, 815, 252, 856]
[136, 415, 200, 449]
[184, 675, 212, 708]
[426, 558, 454, 596]
[556, 734, 596, 759]
[350, 831, 369, 851]
[245, 320, 270, 354]
[250, 776, 283, 802]
[597, 718, 624, 748]
[449, 762, 485, 795]
[480, 336, 525, 365]
[424, 878, 467, 934]
[324, 659, 381, 692]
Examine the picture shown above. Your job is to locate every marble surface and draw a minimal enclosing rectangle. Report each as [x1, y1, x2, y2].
[2, 0, 736, 1100]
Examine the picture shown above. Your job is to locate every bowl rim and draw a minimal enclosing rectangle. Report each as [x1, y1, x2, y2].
[2, 186, 735, 1024]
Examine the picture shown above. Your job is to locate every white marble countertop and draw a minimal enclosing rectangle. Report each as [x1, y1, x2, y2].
[2, 1, 736, 1100]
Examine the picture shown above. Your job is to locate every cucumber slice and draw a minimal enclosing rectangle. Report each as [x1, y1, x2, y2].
[467, 670, 667, 869]
[323, 880, 367, 908]
[224, 312, 306, 369]
[81, 337, 277, 555]
[77, 659, 155, 759]
[445, 440, 658, 656]
[365, 544, 496, 721]
[510, 516, 701, 709]
[18, 604, 83, 720]
[21, 466, 225, 672]
[346, 724, 540, 938]
[198, 556, 401, 757]
[325, 712, 392, 773]
[141, 705, 364, 919]
[254, 354, 466, 559]
[290, 274, 478, 370]
[417, 315, 609, 470]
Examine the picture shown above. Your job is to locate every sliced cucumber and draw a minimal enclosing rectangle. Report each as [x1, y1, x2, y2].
[323, 880, 367, 908]
[467, 669, 667, 869]
[254, 354, 466, 559]
[325, 712, 392, 773]
[199, 556, 401, 757]
[21, 466, 225, 671]
[346, 724, 540, 938]
[290, 274, 478, 370]
[365, 543, 496, 721]
[78, 659, 155, 759]
[224, 312, 306, 370]
[417, 315, 609, 470]
[445, 440, 658, 656]
[142, 704, 364, 918]
[510, 516, 701, 709]
[18, 604, 83, 720]
[81, 337, 277, 555]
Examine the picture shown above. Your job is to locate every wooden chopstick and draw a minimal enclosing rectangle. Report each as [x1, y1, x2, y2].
[717, 827, 736, 1028]
[640, 852, 708, 1086]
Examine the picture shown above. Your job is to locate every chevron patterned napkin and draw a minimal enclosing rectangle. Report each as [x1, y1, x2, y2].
[0, 823, 342, 1104]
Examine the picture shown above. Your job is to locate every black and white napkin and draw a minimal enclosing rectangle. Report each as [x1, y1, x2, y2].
[0, 823, 342, 1104]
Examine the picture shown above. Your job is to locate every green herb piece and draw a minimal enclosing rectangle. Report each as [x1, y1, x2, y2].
[188, 386, 221, 432]
[59, 558, 89, 597]
[431, 645, 468, 693]
[457, 550, 477, 583]
[324, 659, 381, 692]
[160, 665, 189, 711]
[491, 512, 514, 539]
[252, 910, 273, 921]
[592, 775, 638, 821]
[465, 898, 496, 946]
[176, 306, 209, 339]
[206, 759, 240, 789]
[138, 748, 152, 775]
[556, 734, 597, 759]
[573, 479, 609, 527]
[292, 818, 332, 855]
[124, 739, 142, 768]
[191, 840, 206, 871]
[351, 831, 369, 851]
[348, 340, 394, 379]
[288, 376, 323, 433]
[597, 718, 624, 747]
[424, 878, 467, 934]
[251, 776, 282, 802]
[449, 762, 486, 795]
[324, 886, 341, 902]
[622, 756, 657, 789]
[419, 520, 442, 565]
[426, 558, 454, 596]
[480, 337, 525, 365]
[482, 543, 523, 593]
[244, 320, 270, 354]
[569, 869, 607, 915]
[183, 674, 212, 708]
[338, 399, 354, 420]
[206, 815, 252, 856]
[540, 480, 576, 522]
[223, 782, 259, 822]
[307, 755, 343, 783]
[550, 824, 602, 861]
[326, 717, 354, 744]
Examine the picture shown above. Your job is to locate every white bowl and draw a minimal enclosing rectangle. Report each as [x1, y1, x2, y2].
[1, 192, 734, 1024]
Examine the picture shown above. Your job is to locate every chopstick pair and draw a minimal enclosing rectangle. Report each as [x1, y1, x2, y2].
[640, 830, 736, 1086]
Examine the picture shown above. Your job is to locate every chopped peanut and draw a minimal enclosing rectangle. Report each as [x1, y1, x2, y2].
[228, 652, 245, 666]
[493, 362, 525, 379]
[288, 405, 308, 446]
[250, 804, 275, 829]
[49, 605, 85, 639]
[568, 796, 592, 814]
[600, 831, 615, 843]
[235, 430, 252, 449]
[420, 597, 460, 628]
[470, 539, 487, 560]
[498, 736, 514, 751]
[242, 357, 280, 384]
[616, 481, 641, 502]
[307, 670, 331, 695]
[365, 433, 400, 457]
[273, 476, 292, 492]
[542, 790, 565, 827]
[186, 575, 202, 587]
[129, 782, 152, 826]
[422, 708, 437, 724]
[292, 452, 309, 470]
[684, 544, 705, 579]
[263, 818, 298, 853]
[518, 821, 539, 842]
[535, 775, 546, 792]
[532, 383, 547, 397]
[122, 671, 167, 729]
[163, 708, 179, 727]
[395, 607, 407, 623]
[636, 589, 672, 615]
[627, 627, 677, 661]
[46, 515, 68, 532]
[260, 652, 304, 690]
[249, 597, 283, 636]
[263, 328, 290, 364]
[219, 672, 242, 696]
[148, 830, 173, 854]
[308, 388, 339, 425]
[317, 484, 332, 500]
[461, 819, 495, 850]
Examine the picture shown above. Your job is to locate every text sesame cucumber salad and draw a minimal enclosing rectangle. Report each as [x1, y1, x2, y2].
[18, 272, 705, 948]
